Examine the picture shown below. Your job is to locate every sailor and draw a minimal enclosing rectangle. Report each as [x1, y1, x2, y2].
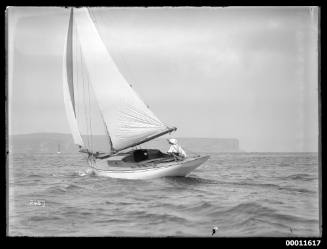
[212, 226, 218, 236]
[167, 138, 187, 160]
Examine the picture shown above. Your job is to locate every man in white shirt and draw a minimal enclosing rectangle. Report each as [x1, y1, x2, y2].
[167, 138, 187, 160]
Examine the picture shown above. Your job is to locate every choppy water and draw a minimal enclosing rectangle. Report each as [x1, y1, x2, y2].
[8, 152, 320, 237]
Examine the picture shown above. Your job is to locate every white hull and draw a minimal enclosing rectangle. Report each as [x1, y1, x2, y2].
[89, 155, 209, 180]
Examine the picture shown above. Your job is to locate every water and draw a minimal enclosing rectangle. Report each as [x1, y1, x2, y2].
[8, 152, 320, 237]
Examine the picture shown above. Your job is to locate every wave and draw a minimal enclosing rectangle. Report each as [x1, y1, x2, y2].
[209, 202, 275, 217]
[59, 206, 106, 218]
[104, 200, 132, 206]
[174, 201, 215, 214]
[93, 218, 131, 224]
[46, 183, 84, 194]
[27, 174, 43, 178]
[47, 186, 68, 194]
[232, 181, 316, 194]
[163, 176, 218, 186]
[191, 179, 317, 194]
[70, 169, 93, 177]
[186, 201, 213, 211]
[65, 183, 83, 190]
[279, 173, 317, 181]
[128, 210, 189, 224]
[278, 186, 316, 194]
[14, 179, 43, 186]
[208, 202, 317, 225]
[29, 215, 62, 222]
[230, 181, 281, 189]
[180, 178, 282, 190]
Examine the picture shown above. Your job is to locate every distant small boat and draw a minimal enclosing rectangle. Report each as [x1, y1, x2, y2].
[57, 144, 61, 154]
[62, 8, 209, 179]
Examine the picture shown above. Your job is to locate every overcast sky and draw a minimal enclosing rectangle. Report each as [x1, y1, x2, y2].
[7, 6, 319, 152]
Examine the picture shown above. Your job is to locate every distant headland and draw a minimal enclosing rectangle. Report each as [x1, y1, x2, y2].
[8, 133, 242, 153]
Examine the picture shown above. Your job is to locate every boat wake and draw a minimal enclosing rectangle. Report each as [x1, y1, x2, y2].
[77, 168, 93, 176]
[163, 175, 217, 186]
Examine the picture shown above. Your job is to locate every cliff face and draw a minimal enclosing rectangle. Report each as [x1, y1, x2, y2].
[8, 133, 241, 153]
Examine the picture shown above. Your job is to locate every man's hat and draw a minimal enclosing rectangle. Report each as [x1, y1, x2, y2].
[168, 138, 177, 145]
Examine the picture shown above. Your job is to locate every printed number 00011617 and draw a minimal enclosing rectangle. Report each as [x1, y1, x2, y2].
[286, 240, 321, 246]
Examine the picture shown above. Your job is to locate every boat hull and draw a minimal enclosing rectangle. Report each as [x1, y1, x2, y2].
[89, 155, 209, 180]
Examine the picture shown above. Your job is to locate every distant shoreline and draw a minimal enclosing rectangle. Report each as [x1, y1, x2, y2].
[7, 133, 318, 153]
[8, 133, 242, 153]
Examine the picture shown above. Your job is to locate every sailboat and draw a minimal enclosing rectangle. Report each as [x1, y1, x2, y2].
[62, 7, 209, 180]
[57, 144, 61, 154]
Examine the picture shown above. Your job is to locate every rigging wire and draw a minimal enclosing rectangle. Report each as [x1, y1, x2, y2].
[88, 66, 94, 153]
[76, 10, 109, 154]
[83, 9, 112, 154]
[73, 20, 83, 150]
[80, 49, 94, 153]
[70, 9, 106, 155]
[78, 28, 90, 151]
[83, 9, 115, 154]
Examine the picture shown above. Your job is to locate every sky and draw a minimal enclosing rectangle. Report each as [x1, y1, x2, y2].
[7, 6, 319, 152]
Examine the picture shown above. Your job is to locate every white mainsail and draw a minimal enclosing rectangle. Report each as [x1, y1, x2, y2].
[63, 7, 174, 155]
